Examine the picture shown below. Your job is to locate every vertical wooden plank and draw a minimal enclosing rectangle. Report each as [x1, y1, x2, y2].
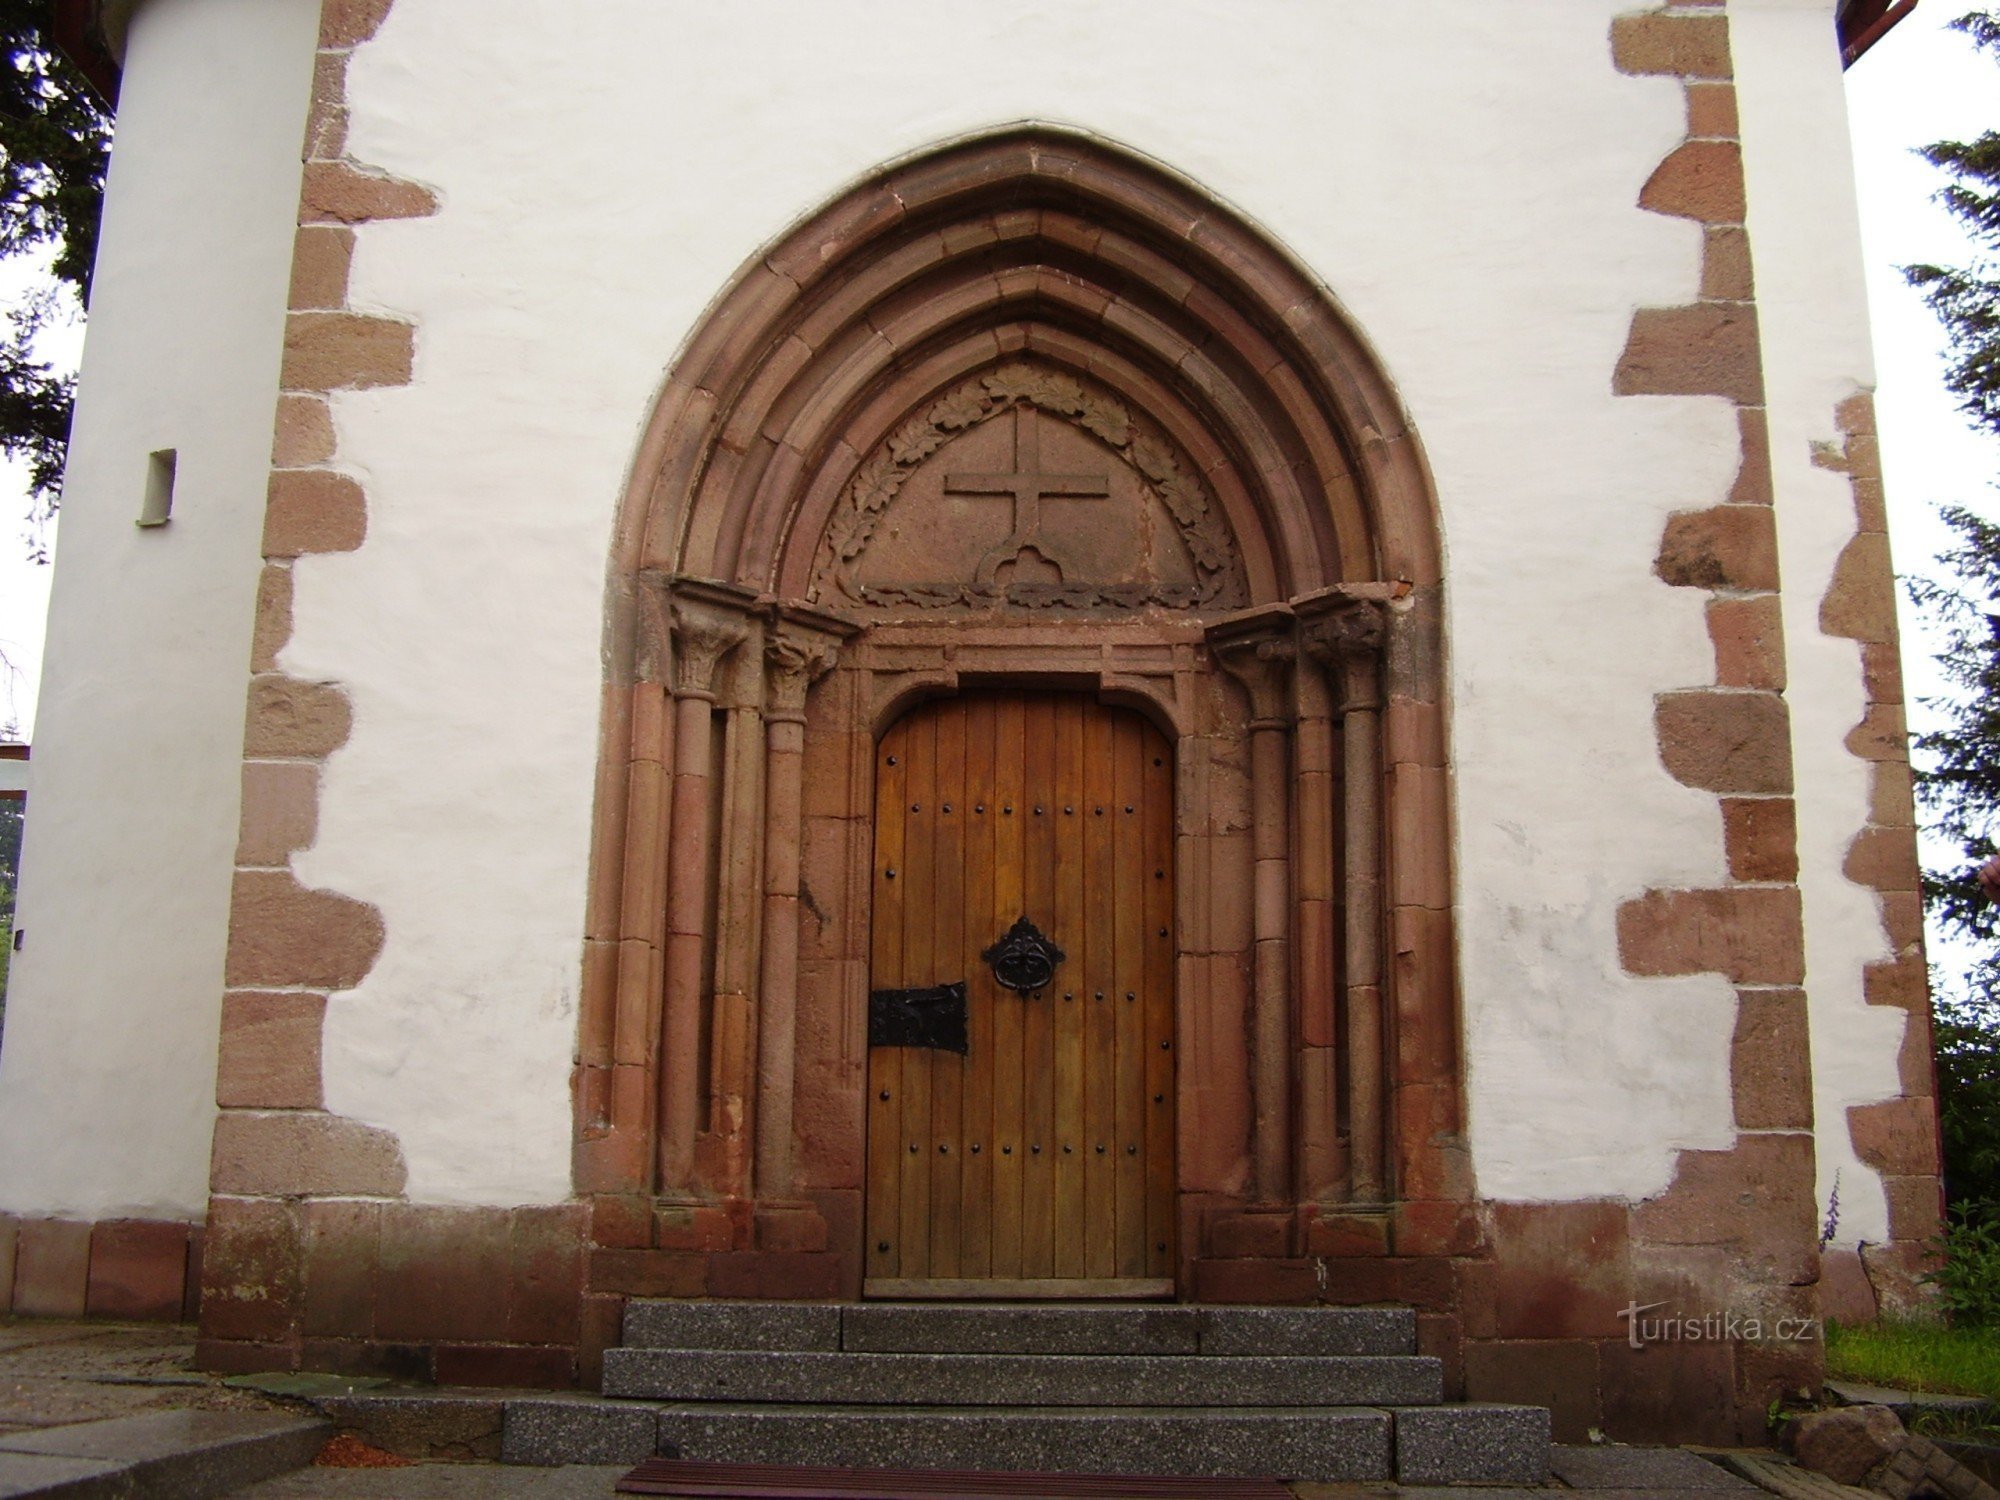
[865, 722, 907, 1279]
[897, 710, 936, 1280]
[1019, 694, 1058, 1279]
[1080, 703, 1118, 1279]
[1052, 697, 1088, 1279]
[1113, 714, 1148, 1277]
[989, 695, 1027, 1278]
[929, 702, 967, 1278]
[1143, 724, 1177, 1280]
[960, 696, 997, 1278]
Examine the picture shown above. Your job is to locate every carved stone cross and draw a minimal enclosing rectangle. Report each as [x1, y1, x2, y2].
[946, 404, 1109, 584]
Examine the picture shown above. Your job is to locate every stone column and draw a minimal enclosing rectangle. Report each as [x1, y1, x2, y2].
[595, 578, 679, 1187]
[703, 650, 769, 1196]
[1290, 643, 1344, 1201]
[1304, 599, 1388, 1204]
[658, 592, 749, 1191]
[754, 628, 838, 1201]
[1211, 620, 1297, 1206]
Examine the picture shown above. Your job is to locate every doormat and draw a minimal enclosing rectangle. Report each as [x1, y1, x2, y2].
[615, 1457, 1294, 1498]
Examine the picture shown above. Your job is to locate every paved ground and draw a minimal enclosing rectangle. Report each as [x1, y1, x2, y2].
[0, 1318, 288, 1433]
[0, 1316, 1791, 1498]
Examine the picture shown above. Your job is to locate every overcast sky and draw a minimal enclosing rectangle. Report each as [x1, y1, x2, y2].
[0, 6, 1992, 765]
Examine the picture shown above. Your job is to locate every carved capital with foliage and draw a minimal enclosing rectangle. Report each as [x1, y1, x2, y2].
[765, 632, 838, 720]
[1210, 614, 1297, 727]
[1299, 598, 1387, 714]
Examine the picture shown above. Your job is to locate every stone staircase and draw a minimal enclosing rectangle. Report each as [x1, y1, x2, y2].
[518, 1301, 1552, 1484]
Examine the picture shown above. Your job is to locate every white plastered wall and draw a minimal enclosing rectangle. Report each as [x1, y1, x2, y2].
[0, 0, 320, 1218]
[1733, 0, 1908, 1248]
[282, 0, 1762, 1207]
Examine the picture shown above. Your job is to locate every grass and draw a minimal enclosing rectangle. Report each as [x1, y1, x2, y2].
[1826, 1318, 2000, 1401]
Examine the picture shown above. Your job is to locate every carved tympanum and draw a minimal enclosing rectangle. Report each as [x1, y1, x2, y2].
[811, 361, 1246, 612]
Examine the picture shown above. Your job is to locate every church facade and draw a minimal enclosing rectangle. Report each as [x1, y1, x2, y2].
[0, 0, 1938, 1444]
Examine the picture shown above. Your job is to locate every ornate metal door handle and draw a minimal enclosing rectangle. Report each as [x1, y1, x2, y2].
[982, 916, 1066, 993]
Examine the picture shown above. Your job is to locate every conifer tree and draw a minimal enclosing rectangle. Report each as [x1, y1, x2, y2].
[1906, 9, 2000, 1210]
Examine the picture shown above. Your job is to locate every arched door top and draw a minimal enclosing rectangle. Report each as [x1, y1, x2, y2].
[612, 126, 1441, 620]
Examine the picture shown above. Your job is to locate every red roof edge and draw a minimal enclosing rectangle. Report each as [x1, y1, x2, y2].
[1841, 0, 1920, 67]
[50, 0, 119, 107]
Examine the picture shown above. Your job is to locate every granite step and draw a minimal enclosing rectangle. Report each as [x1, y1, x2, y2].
[600, 1347, 1445, 1407]
[0, 1409, 329, 1498]
[506, 1398, 1550, 1486]
[620, 1299, 1417, 1356]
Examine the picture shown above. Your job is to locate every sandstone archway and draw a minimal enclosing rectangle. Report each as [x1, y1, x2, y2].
[575, 127, 1459, 1294]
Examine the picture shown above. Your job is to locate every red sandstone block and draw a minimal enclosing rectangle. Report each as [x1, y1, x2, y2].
[1321, 1256, 1395, 1306]
[1732, 989, 1813, 1131]
[1865, 955, 1930, 1011]
[1849, 1096, 1941, 1178]
[375, 1205, 511, 1344]
[1599, 1337, 1739, 1446]
[1393, 1201, 1485, 1259]
[434, 1344, 575, 1389]
[1305, 1211, 1390, 1258]
[319, 0, 392, 48]
[653, 1204, 734, 1253]
[282, 311, 414, 393]
[1617, 886, 1804, 985]
[1722, 798, 1798, 883]
[1883, 1174, 1944, 1243]
[1615, 304, 1765, 405]
[1631, 1135, 1818, 1287]
[300, 161, 438, 225]
[1208, 1212, 1292, 1260]
[299, 1339, 431, 1382]
[590, 1194, 650, 1250]
[1731, 407, 1775, 505]
[1655, 690, 1793, 796]
[588, 1248, 709, 1298]
[1641, 140, 1746, 224]
[1417, 1313, 1466, 1400]
[1844, 823, 1921, 894]
[754, 1207, 829, 1254]
[1846, 703, 1909, 764]
[1191, 1258, 1318, 1304]
[579, 1294, 625, 1392]
[1486, 1201, 1633, 1339]
[1658, 506, 1780, 594]
[1611, 10, 1733, 77]
[1821, 533, 1898, 645]
[508, 1205, 586, 1347]
[224, 872, 383, 992]
[87, 1220, 191, 1321]
[0, 1216, 16, 1314]
[706, 1252, 840, 1300]
[1465, 1339, 1601, 1445]
[301, 1197, 379, 1340]
[216, 990, 326, 1109]
[263, 469, 366, 558]
[14, 1219, 91, 1317]
[200, 1198, 303, 1344]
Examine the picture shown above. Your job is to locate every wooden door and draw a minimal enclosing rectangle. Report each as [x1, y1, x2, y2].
[864, 692, 1175, 1298]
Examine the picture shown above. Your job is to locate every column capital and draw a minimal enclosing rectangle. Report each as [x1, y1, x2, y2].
[1209, 610, 1297, 726]
[655, 577, 758, 699]
[1298, 597, 1387, 714]
[766, 632, 838, 720]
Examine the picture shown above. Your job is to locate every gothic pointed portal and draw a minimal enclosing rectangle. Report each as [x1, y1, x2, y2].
[580, 127, 1456, 1303]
